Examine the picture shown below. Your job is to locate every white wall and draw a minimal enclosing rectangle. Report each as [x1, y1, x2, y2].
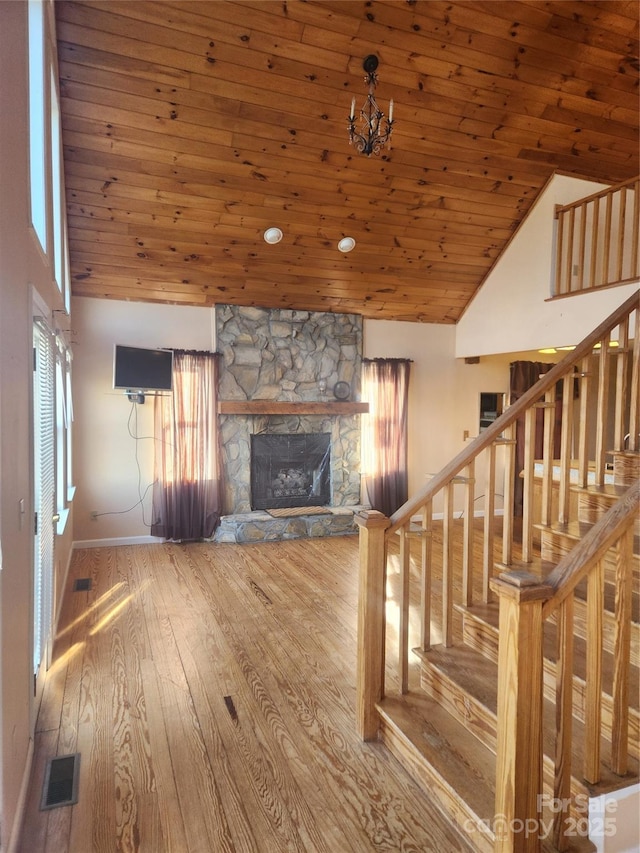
[589, 785, 640, 853]
[72, 297, 215, 543]
[0, 4, 75, 847]
[456, 174, 639, 358]
[362, 320, 556, 513]
[363, 322, 459, 499]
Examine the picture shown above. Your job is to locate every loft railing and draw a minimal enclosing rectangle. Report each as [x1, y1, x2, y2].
[356, 289, 639, 852]
[554, 176, 639, 297]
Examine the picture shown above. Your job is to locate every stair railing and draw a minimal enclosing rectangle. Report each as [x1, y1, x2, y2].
[554, 177, 639, 297]
[356, 289, 639, 846]
[491, 480, 638, 851]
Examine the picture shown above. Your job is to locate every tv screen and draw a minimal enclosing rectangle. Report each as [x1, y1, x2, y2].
[113, 345, 173, 392]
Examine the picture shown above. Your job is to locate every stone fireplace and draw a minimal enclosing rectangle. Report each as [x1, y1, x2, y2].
[214, 305, 367, 542]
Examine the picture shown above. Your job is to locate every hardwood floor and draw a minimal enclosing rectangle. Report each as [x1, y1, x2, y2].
[19, 534, 473, 853]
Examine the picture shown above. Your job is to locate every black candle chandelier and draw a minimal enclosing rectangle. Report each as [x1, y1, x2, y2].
[348, 55, 394, 156]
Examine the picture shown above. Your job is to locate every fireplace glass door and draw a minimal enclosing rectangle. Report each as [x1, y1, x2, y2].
[251, 433, 331, 510]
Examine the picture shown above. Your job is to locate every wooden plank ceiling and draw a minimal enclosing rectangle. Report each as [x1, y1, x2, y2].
[56, 0, 640, 323]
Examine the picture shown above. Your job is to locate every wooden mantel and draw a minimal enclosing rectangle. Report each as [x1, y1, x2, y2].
[218, 401, 369, 415]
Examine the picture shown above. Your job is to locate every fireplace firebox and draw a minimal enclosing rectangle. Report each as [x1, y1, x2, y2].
[250, 433, 331, 510]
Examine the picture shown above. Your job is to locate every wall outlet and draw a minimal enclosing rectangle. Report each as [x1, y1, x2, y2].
[90, 511, 98, 520]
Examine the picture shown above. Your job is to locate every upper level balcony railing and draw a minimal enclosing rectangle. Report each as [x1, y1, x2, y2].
[554, 176, 639, 298]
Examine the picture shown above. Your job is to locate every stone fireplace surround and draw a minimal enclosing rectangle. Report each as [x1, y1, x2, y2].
[214, 305, 367, 542]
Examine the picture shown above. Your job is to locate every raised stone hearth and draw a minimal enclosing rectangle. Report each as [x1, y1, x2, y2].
[214, 505, 367, 543]
[215, 306, 365, 541]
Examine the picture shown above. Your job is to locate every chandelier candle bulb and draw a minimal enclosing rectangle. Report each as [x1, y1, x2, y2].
[388, 99, 393, 121]
[350, 97, 356, 118]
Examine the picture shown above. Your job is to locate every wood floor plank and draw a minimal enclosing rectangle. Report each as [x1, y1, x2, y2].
[169, 541, 465, 851]
[69, 548, 119, 853]
[153, 545, 342, 852]
[145, 547, 278, 852]
[141, 554, 237, 852]
[19, 535, 474, 852]
[18, 728, 58, 853]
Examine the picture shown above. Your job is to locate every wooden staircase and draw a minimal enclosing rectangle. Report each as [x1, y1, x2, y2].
[356, 291, 640, 853]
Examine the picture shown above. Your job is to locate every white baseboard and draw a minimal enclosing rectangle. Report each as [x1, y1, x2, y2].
[73, 535, 165, 549]
[7, 737, 34, 853]
[54, 546, 74, 633]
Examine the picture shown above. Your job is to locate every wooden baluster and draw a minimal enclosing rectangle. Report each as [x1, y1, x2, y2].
[462, 462, 475, 607]
[629, 310, 640, 452]
[584, 558, 604, 783]
[443, 482, 454, 646]
[613, 316, 630, 453]
[398, 523, 410, 694]
[355, 509, 390, 741]
[483, 444, 497, 603]
[491, 571, 551, 853]
[577, 202, 587, 291]
[611, 527, 633, 775]
[558, 369, 574, 525]
[565, 206, 575, 293]
[501, 425, 516, 566]
[553, 595, 574, 852]
[589, 196, 600, 289]
[540, 389, 556, 527]
[594, 337, 611, 485]
[615, 186, 627, 283]
[603, 192, 613, 285]
[522, 407, 536, 563]
[419, 501, 432, 651]
[554, 207, 566, 295]
[577, 356, 591, 488]
[631, 178, 639, 280]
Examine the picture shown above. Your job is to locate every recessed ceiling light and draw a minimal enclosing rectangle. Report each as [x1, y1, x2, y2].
[338, 236, 356, 253]
[263, 227, 283, 244]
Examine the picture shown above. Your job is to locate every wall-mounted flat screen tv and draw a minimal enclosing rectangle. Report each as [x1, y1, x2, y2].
[113, 345, 173, 392]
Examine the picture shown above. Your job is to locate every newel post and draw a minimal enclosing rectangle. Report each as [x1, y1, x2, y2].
[490, 571, 553, 853]
[355, 509, 391, 741]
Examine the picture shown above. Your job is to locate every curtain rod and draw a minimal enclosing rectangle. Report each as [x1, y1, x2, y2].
[171, 348, 221, 356]
[363, 357, 413, 363]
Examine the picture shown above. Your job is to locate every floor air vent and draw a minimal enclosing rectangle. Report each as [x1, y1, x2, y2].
[40, 753, 80, 810]
[73, 578, 92, 592]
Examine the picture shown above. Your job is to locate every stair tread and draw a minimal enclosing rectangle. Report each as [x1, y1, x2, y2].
[491, 561, 640, 621]
[457, 603, 640, 710]
[377, 691, 497, 822]
[495, 557, 558, 579]
[537, 520, 640, 555]
[575, 483, 635, 497]
[417, 643, 498, 713]
[416, 643, 639, 795]
[378, 692, 602, 853]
